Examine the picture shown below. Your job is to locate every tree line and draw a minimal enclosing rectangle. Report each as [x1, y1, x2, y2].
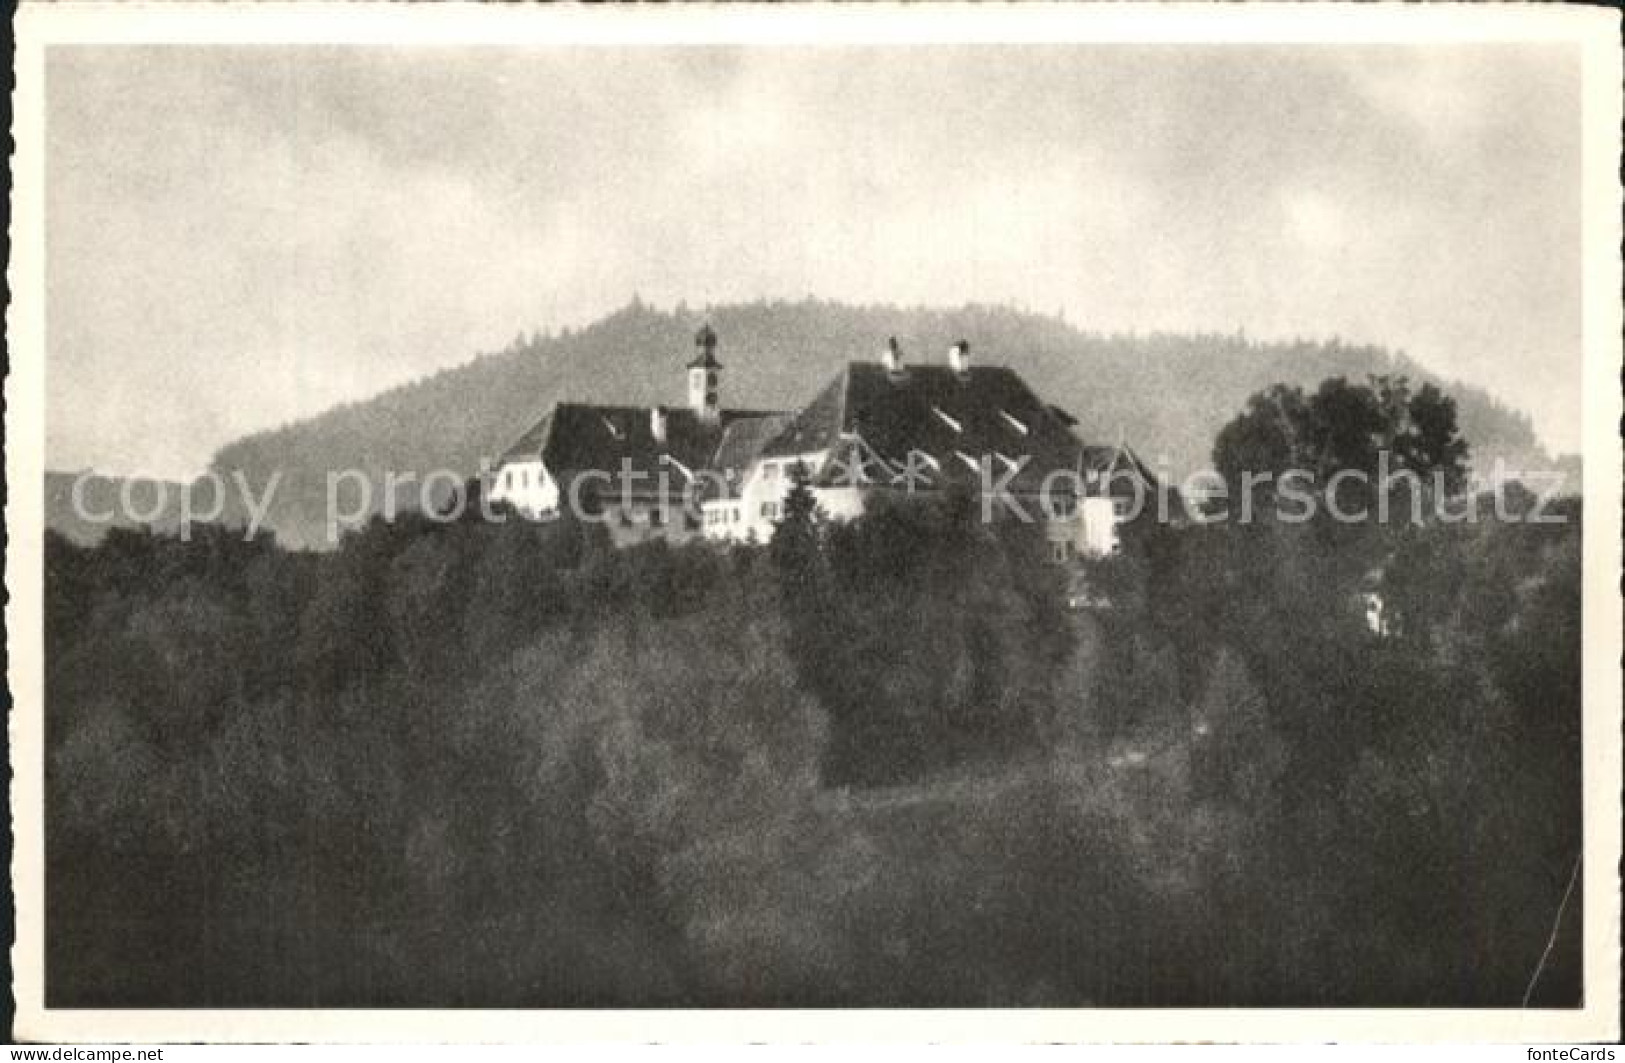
[46, 374, 1582, 1006]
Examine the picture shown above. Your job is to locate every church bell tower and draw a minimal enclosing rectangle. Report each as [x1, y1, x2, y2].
[688, 323, 721, 425]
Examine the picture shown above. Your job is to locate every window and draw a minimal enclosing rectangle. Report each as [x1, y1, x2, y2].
[932, 406, 963, 433]
[761, 462, 779, 480]
[732, 507, 740, 523]
[505, 470, 513, 490]
[761, 501, 779, 520]
[999, 409, 1029, 436]
[1051, 540, 1071, 563]
[650, 509, 665, 528]
[661, 454, 696, 482]
[520, 469, 529, 489]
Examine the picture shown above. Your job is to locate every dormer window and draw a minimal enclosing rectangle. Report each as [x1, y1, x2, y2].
[932, 406, 963, 433]
[998, 409, 1029, 436]
[661, 454, 695, 482]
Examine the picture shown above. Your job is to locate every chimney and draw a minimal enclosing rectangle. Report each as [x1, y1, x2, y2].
[882, 336, 905, 376]
[949, 340, 971, 376]
[650, 405, 668, 443]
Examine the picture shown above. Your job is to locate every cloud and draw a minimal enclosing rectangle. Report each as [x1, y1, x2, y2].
[45, 43, 1583, 478]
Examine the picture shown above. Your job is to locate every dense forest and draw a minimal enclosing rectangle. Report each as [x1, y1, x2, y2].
[45, 471, 187, 544]
[191, 299, 1557, 547]
[46, 376, 1582, 1007]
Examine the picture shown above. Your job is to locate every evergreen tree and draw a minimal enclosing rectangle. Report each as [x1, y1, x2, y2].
[769, 460, 821, 595]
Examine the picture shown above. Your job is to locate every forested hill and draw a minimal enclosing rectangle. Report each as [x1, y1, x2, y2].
[46, 471, 187, 545]
[206, 299, 1548, 548]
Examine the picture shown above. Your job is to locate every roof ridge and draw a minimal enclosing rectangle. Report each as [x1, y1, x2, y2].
[537, 403, 559, 459]
[835, 361, 853, 437]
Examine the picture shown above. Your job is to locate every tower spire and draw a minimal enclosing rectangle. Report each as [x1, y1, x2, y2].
[687, 322, 721, 423]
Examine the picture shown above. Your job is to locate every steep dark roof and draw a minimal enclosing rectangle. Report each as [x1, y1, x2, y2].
[1078, 443, 1163, 500]
[712, 414, 795, 473]
[706, 413, 796, 499]
[495, 361, 1162, 507]
[499, 415, 557, 464]
[500, 403, 781, 499]
[760, 363, 1101, 494]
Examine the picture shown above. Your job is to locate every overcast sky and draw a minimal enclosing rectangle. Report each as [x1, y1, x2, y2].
[47, 43, 1580, 479]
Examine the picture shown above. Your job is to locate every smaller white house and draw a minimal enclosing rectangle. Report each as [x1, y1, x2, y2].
[488, 418, 559, 518]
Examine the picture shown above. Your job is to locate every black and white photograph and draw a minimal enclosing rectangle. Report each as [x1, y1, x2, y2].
[7, 2, 1621, 1044]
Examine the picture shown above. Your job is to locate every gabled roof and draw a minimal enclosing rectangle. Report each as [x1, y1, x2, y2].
[705, 413, 796, 499]
[499, 403, 782, 500]
[494, 358, 1166, 509]
[1077, 443, 1161, 499]
[758, 362, 1098, 495]
[711, 413, 795, 474]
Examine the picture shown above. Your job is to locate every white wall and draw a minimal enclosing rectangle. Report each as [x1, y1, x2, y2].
[700, 498, 751, 541]
[1078, 497, 1120, 556]
[702, 454, 1127, 557]
[489, 459, 558, 517]
[722, 450, 832, 543]
[811, 485, 866, 522]
[1036, 497, 1122, 561]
